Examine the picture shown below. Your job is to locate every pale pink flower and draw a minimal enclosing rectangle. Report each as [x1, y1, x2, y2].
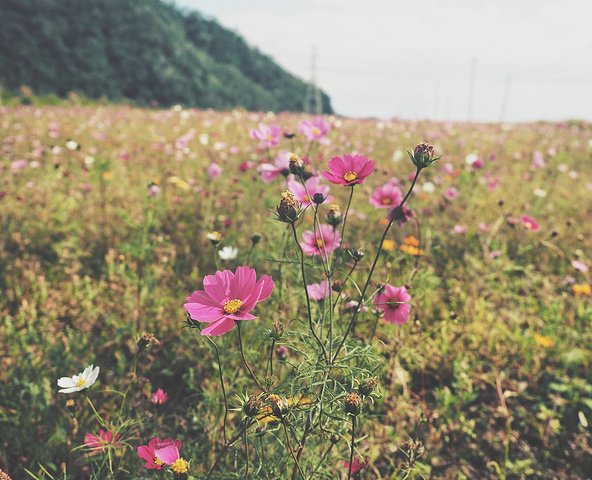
[572, 260, 589, 272]
[374, 285, 411, 325]
[84, 429, 122, 453]
[286, 176, 333, 207]
[184, 266, 274, 336]
[444, 187, 458, 200]
[307, 280, 331, 300]
[442, 163, 454, 175]
[322, 154, 374, 186]
[532, 150, 545, 168]
[258, 151, 291, 183]
[489, 250, 502, 259]
[521, 215, 539, 231]
[479, 222, 490, 232]
[207, 163, 223, 178]
[249, 123, 282, 148]
[300, 224, 341, 259]
[369, 183, 403, 209]
[150, 388, 169, 405]
[298, 116, 331, 144]
[453, 225, 467, 234]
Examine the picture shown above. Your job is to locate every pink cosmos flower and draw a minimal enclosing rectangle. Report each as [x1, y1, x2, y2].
[374, 285, 411, 325]
[532, 150, 545, 168]
[84, 429, 122, 453]
[249, 123, 282, 148]
[369, 183, 403, 209]
[489, 250, 502, 259]
[521, 215, 539, 231]
[138, 437, 182, 470]
[345, 457, 369, 474]
[298, 116, 331, 144]
[322, 154, 374, 186]
[388, 205, 414, 227]
[453, 225, 467, 234]
[306, 280, 331, 300]
[207, 163, 223, 178]
[571, 260, 589, 272]
[258, 151, 291, 183]
[184, 266, 274, 336]
[286, 176, 333, 207]
[300, 224, 341, 259]
[150, 388, 169, 405]
[444, 187, 458, 200]
[442, 163, 454, 175]
[472, 158, 484, 169]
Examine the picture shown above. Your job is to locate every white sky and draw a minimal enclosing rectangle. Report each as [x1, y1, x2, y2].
[173, 0, 592, 123]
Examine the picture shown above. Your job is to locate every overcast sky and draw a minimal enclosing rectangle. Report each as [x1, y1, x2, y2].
[173, 0, 592, 123]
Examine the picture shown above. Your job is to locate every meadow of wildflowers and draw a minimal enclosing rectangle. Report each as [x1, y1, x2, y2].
[1, 98, 591, 479]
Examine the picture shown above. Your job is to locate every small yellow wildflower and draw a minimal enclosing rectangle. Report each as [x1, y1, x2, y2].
[573, 284, 591, 295]
[534, 334, 554, 348]
[400, 244, 424, 256]
[102, 171, 114, 180]
[403, 236, 420, 247]
[382, 239, 395, 251]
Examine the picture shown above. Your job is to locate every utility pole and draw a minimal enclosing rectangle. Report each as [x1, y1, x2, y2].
[304, 47, 323, 115]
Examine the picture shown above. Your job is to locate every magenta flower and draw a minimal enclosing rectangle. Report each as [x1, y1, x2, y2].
[521, 215, 539, 231]
[298, 116, 331, 144]
[184, 266, 274, 336]
[286, 176, 333, 207]
[306, 280, 331, 300]
[374, 285, 411, 325]
[150, 388, 169, 405]
[84, 429, 122, 453]
[300, 224, 341, 259]
[249, 123, 282, 148]
[388, 204, 414, 227]
[138, 437, 182, 470]
[322, 154, 374, 186]
[369, 183, 403, 209]
[345, 457, 369, 473]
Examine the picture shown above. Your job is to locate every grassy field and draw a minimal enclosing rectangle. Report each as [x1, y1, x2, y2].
[1, 102, 591, 479]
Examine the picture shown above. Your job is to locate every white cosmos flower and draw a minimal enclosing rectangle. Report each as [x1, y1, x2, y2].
[218, 246, 238, 260]
[57, 365, 100, 393]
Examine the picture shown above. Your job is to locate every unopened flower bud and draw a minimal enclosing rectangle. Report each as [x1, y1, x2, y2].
[243, 394, 262, 417]
[326, 204, 342, 227]
[251, 234, 261, 246]
[268, 394, 289, 418]
[331, 434, 340, 444]
[344, 391, 362, 416]
[348, 248, 364, 261]
[406, 142, 442, 169]
[289, 153, 305, 175]
[276, 191, 300, 223]
[312, 192, 325, 205]
[359, 376, 378, 396]
[270, 321, 285, 341]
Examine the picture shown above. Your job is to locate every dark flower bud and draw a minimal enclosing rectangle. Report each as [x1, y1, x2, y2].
[406, 142, 442, 169]
[331, 434, 340, 444]
[344, 391, 362, 416]
[348, 248, 364, 261]
[251, 234, 261, 246]
[243, 394, 262, 417]
[312, 193, 325, 205]
[270, 321, 285, 341]
[359, 376, 378, 396]
[276, 191, 300, 223]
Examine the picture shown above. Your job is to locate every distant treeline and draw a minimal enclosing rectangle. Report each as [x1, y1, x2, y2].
[0, 0, 333, 112]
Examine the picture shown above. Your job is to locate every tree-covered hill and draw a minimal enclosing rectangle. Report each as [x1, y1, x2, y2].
[0, 0, 333, 112]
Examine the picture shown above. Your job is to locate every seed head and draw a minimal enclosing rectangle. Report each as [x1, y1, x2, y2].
[344, 391, 362, 416]
[276, 191, 301, 223]
[326, 204, 342, 227]
[359, 376, 379, 396]
[288, 153, 305, 175]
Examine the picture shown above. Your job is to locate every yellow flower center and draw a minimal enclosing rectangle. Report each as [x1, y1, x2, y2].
[381, 197, 393, 205]
[312, 128, 320, 135]
[223, 299, 243, 314]
[76, 377, 86, 387]
[171, 458, 189, 474]
[154, 457, 165, 466]
[303, 195, 310, 202]
[316, 239, 324, 249]
[343, 171, 358, 182]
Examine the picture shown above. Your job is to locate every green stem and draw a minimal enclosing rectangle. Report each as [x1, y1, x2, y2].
[204, 335, 229, 444]
[332, 167, 422, 363]
[290, 222, 328, 361]
[237, 322, 264, 391]
[347, 416, 356, 480]
[243, 422, 250, 480]
[283, 419, 306, 480]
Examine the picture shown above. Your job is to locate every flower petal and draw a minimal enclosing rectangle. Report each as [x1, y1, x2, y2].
[201, 317, 236, 336]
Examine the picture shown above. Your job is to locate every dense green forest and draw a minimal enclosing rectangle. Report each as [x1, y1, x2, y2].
[0, 0, 333, 112]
